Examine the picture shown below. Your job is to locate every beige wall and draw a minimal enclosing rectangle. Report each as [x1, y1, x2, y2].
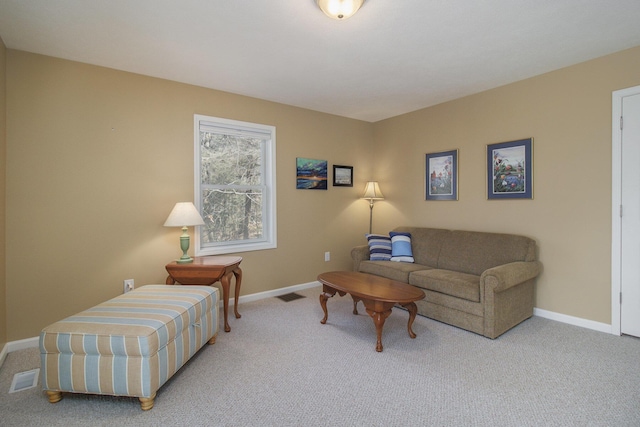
[5, 50, 373, 340]
[372, 46, 640, 324]
[4, 45, 640, 342]
[0, 37, 6, 348]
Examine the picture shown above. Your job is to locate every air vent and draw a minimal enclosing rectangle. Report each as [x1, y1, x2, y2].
[9, 368, 40, 393]
[276, 292, 306, 302]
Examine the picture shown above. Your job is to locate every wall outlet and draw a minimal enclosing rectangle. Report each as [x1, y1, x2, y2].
[123, 279, 134, 293]
[324, 251, 330, 262]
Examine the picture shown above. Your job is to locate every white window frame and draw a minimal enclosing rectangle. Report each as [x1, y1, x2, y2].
[194, 114, 277, 255]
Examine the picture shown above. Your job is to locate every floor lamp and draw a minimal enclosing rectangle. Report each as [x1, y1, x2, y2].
[362, 181, 384, 234]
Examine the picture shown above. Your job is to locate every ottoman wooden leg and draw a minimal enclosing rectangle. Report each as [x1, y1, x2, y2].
[208, 333, 218, 345]
[46, 390, 63, 404]
[139, 394, 156, 411]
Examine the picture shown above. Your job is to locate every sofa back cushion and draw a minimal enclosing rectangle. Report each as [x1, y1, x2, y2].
[392, 227, 450, 268]
[438, 230, 537, 276]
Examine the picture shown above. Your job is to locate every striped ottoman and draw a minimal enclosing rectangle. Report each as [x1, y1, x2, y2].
[39, 285, 219, 410]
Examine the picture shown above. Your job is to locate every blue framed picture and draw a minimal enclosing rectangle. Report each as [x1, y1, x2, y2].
[487, 138, 533, 199]
[296, 157, 328, 190]
[426, 149, 458, 200]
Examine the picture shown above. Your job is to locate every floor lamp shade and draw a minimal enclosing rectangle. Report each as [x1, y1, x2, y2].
[362, 181, 384, 234]
[164, 202, 205, 264]
[362, 181, 384, 200]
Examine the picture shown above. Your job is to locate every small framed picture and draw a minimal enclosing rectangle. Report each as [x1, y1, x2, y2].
[333, 165, 353, 187]
[426, 150, 458, 200]
[487, 138, 533, 199]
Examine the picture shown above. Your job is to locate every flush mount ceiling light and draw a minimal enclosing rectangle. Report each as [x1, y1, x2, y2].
[316, 0, 365, 20]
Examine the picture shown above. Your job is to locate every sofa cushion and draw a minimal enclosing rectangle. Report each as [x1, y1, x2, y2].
[366, 234, 392, 261]
[437, 230, 537, 276]
[359, 260, 430, 283]
[409, 269, 481, 302]
[392, 227, 450, 267]
[390, 232, 414, 262]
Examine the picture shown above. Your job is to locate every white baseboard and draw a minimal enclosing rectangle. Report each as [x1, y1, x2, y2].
[0, 343, 7, 367]
[0, 281, 323, 369]
[0, 337, 40, 369]
[534, 307, 613, 334]
[231, 280, 320, 305]
[0, 282, 617, 371]
[7, 336, 40, 352]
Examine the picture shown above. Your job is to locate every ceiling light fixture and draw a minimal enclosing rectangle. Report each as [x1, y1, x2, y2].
[316, 0, 365, 20]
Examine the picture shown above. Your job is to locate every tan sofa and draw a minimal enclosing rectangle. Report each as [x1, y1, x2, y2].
[351, 226, 542, 339]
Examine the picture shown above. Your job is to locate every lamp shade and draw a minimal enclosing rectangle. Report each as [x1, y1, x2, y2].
[316, 0, 365, 20]
[362, 181, 384, 200]
[164, 202, 205, 227]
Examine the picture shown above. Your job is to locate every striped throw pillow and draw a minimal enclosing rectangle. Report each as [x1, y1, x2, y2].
[366, 234, 392, 261]
[390, 231, 414, 263]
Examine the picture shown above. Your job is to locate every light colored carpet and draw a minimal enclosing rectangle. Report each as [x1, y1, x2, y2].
[0, 285, 639, 426]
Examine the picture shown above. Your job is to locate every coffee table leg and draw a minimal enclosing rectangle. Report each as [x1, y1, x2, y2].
[351, 296, 361, 315]
[365, 307, 392, 352]
[402, 302, 418, 339]
[319, 286, 337, 324]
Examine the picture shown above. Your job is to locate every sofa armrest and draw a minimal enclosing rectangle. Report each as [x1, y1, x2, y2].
[351, 245, 370, 271]
[480, 261, 542, 293]
[481, 261, 541, 339]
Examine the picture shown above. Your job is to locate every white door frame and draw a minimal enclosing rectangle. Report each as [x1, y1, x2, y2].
[611, 84, 640, 335]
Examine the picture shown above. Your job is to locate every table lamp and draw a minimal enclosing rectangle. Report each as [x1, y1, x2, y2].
[164, 202, 205, 264]
[362, 181, 384, 234]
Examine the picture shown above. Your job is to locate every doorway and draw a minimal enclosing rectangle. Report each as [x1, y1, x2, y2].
[612, 84, 640, 337]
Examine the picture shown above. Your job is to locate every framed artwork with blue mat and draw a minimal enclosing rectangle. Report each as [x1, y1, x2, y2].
[487, 138, 533, 199]
[426, 149, 458, 200]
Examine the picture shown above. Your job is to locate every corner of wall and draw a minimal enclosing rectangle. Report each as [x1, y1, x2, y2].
[0, 35, 7, 349]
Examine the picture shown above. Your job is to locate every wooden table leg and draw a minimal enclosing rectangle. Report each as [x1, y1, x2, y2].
[351, 295, 361, 315]
[220, 271, 233, 332]
[362, 299, 395, 352]
[208, 332, 218, 345]
[232, 267, 242, 319]
[319, 285, 337, 324]
[365, 307, 392, 352]
[402, 301, 418, 339]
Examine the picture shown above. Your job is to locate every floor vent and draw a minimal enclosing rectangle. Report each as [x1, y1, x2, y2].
[276, 292, 306, 302]
[9, 368, 40, 393]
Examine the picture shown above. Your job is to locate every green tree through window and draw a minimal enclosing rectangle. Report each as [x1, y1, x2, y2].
[195, 115, 276, 255]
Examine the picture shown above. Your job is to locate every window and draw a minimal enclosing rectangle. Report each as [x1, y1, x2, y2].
[194, 114, 276, 255]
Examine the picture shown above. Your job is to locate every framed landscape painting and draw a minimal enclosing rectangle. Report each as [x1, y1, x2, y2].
[296, 158, 328, 190]
[487, 138, 533, 199]
[425, 149, 458, 200]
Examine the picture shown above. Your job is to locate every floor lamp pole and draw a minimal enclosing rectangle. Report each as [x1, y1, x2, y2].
[368, 200, 374, 234]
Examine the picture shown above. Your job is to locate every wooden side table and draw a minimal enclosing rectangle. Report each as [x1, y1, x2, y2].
[165, 256, 242, 332]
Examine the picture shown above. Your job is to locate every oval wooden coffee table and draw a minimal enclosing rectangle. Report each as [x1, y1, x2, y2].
[317, 271, 426, 352]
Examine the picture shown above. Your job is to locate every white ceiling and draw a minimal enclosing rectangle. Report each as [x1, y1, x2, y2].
[1, 0, 640, 122]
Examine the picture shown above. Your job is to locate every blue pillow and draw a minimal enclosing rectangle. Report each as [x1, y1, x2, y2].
[366, 234, 392, 261]
[390, 232, 414, 263]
